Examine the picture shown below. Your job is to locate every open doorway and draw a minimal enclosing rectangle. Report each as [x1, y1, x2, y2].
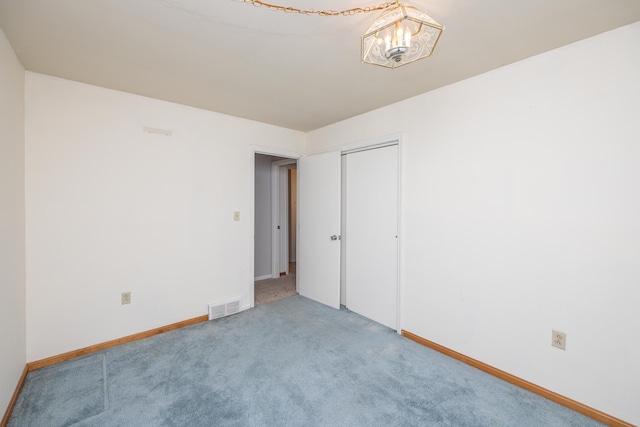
[254, 153, 298, 306]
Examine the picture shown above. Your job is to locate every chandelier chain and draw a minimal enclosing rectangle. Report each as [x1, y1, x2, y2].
[235, 0, 398, 16]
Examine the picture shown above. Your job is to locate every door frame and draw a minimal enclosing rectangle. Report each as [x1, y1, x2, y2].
[271, 159, 297, 278]
[251, 147, 301, 309]
[338, 134, 404, 333]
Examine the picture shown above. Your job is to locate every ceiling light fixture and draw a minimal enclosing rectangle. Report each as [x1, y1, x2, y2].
[236, 0, 444, 69]
[361, 1, 444, 69]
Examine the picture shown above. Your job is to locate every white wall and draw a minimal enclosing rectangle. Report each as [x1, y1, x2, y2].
[25, 73, 305, 361]
[254, 154, 279, 279]
[0, 26, 26, 415]
[306, 23, 640, 425]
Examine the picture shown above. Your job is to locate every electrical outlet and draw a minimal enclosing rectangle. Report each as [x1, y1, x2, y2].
[551, 330, 566, 350]
[233, 211, 240, 221]
[121, 292, 131, 305]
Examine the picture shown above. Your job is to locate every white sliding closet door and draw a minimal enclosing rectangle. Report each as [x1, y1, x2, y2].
[345, 144, 398, 329]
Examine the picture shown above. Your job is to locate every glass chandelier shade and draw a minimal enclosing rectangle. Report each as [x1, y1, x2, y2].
[361, 2, 444, 69]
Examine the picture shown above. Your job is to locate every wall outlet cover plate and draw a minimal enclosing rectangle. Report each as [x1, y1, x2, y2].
[552, 330, 566, 350]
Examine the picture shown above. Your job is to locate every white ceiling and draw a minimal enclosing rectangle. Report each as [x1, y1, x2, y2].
[1, 0, 639, 131]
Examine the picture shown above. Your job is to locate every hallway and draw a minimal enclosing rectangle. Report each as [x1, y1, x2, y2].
[254, 263, 296, 306]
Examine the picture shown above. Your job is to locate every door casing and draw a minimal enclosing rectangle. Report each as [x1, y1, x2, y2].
[271, 159, 297, 278]
[251, 147, 301, 308]
[339, 134, 404, 332]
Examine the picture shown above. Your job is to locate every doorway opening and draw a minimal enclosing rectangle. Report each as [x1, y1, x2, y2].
[254, 153, 298, 306]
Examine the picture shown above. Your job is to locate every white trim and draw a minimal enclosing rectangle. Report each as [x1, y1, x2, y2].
[305, 133, 404, 156]
[340, 133, 403, 155]
[341, 140, 398, 156]
[271, 159, 296, 278]
[340, 155, 347, 307]
[254, 274, 274, 281]
[250, 151, 255, 309]
[396, 135, 404, 334]
[279, 166, 289, 274]
[253, 146, 302, 159]
[271, 163, 279, 278]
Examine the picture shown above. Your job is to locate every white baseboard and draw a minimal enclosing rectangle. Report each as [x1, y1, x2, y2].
[254, 274, 273, 281]
[240, 304, 251, 312]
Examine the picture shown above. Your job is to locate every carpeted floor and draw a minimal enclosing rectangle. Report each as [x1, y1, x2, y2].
[254, 271, 297, 306]
[9, 296, 604, 427]
[10, 354, 107, 426]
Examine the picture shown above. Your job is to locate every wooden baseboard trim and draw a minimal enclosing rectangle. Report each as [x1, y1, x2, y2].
[1, 365, 28, 427]
[27, 314, 209, 372]
[401, 330, 633, 427]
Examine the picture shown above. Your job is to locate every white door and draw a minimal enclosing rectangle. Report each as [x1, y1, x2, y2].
[345, 145, 398, 329]
[297, 151, 341, 309]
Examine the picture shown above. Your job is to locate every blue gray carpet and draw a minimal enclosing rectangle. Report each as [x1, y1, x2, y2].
[9, 296, 603, 426]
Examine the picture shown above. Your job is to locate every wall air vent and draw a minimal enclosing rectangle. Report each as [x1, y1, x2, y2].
[208, 298, 242, 320]
[226, 300, 240, 315]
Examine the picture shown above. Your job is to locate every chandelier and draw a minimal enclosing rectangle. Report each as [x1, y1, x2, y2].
[236, 0, 444, 69]
[361, 2, 444, 69]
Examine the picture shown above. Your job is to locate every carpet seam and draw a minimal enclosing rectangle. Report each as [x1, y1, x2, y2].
[102, 353, 108, 412]
[0, 365, 28, 427]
